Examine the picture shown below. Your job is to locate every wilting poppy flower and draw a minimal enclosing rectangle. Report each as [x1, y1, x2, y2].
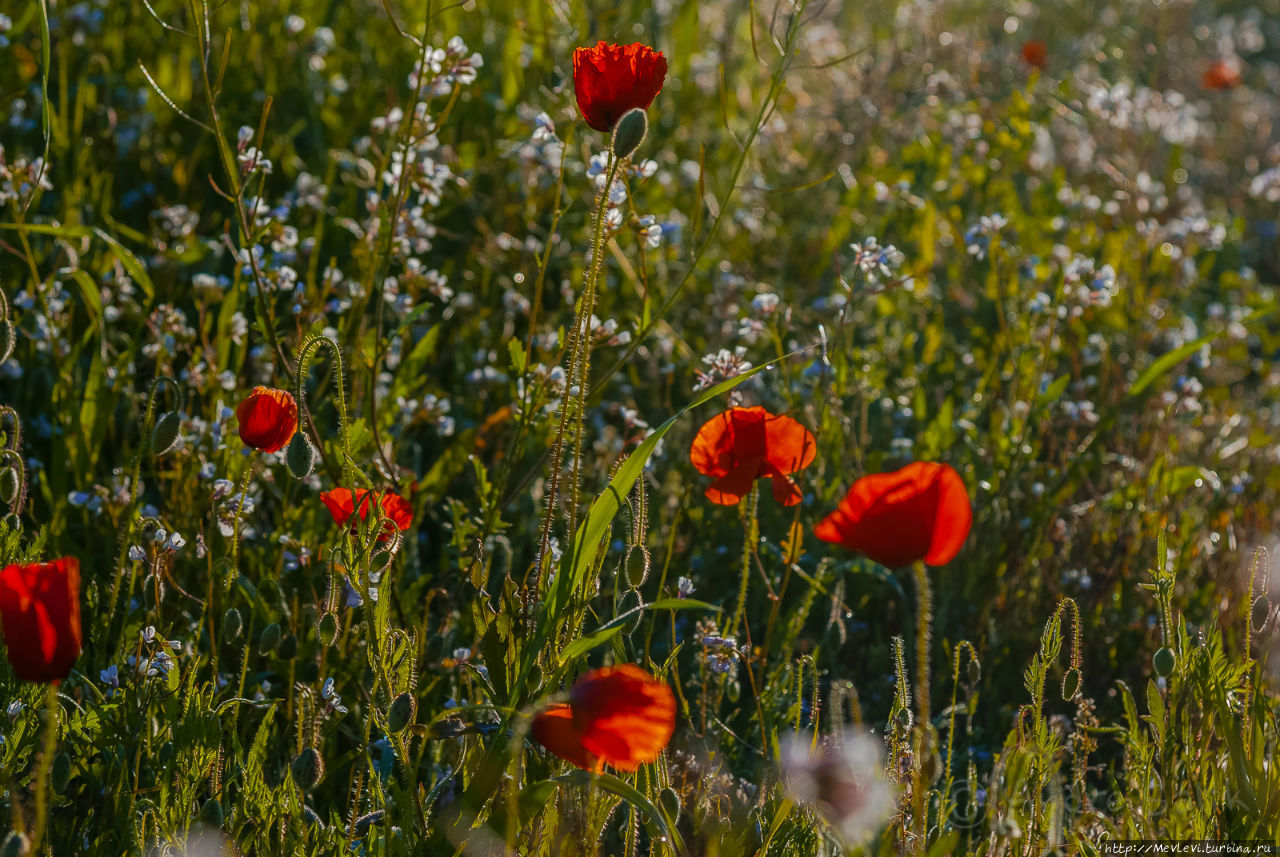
[573, 42, 668, 132]
[236, 387, 298, 453]
[532, 664, 676, 772]
[0, 558, 82, 683]
[320, 487, 413, 538]
[1202, 59, 1242, 90]
[1020, 40, 1047, 70]
[690, 406, 816, 506]
[815, 461, 972, 568]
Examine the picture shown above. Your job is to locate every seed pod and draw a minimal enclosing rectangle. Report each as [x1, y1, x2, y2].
[1061, 667, 1082, 700]
[51, 752, 71, 793]
[258, 622, 282, 655]
[611, 108, 649, 160]
[199, 798, 224, 827]
[150, 411, 183, 457]
[317, 612, 340, 647]
[286, 432, 315, 479]
[624, 546, 650, 587]
[290, 747, 324, 792]
[277, 634, 299, 660]
[966, 658, 982, 685]
[222, 607, 243, 641]
[658, 786, 681, 824]
[0, 468, 19, 506]
[0, 831, 30, 857]
[387, 692, 416, 733]
[1153, 647, 1176, 678]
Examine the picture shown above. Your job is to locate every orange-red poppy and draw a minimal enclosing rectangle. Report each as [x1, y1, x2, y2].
[573, 42, 668, 133]
[532, 664, 676, 772]
[815, 462, 972, 568]
[0, 558, 82, 684]
[1020, 40, 1047, 70]
[690, 406, 816, 506]
[1202, 60, 1242, 90]
[236, 387, 298, 453]
[320, 487, 413, 538]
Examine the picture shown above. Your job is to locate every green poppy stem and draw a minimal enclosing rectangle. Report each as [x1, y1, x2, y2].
[28, 682, 60, 852]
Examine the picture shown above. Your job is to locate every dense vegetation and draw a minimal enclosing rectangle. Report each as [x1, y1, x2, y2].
[0, 0, 1279, 853]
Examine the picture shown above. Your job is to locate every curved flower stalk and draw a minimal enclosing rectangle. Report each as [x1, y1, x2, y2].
[0, 406, 28, 522]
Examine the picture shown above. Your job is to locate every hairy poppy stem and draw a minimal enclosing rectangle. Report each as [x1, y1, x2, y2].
[28, 683, 59, 853]
[912, 562, 932, 728]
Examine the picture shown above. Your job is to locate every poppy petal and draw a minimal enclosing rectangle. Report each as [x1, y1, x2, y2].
[569, 665, 676, 771]
[707, 458, 763, 505]
[532, 704, 601, 772]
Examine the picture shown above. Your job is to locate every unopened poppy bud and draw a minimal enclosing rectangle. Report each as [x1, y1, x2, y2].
[317, 612, 339, 647]
[199, 798, 224, 827]
[222, 607, 243, 641]
[0, 319, 13, 364]
[658, 786, 681, 824]
[895, 708, 912, 730]
[286, 432, 315, 479]
[1251, 596, 1270, 631]
[0, 468, 19, 505]
[258, 622, 282, 655]
[0, 831, 30, 857]
[151, 411, 183, 456]
[526, 663, 543, 692]
[611, 108, 649, 159]
[291, 747, 324, 791]
[619, 588, 644, 635]
[625, 545, 650, 587]
[967, 658, 981, 685]
[387, 691, 416, 733]
[1061, 667, 1082, 700]
[51, 751, 72, 793]
[1152, 647, 1175, 677]
[278, 634, 299, 660]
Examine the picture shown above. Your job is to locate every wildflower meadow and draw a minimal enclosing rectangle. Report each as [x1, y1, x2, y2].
[2, 0, 1280, 854]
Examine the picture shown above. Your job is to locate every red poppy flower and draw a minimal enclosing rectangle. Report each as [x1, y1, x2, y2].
[236, 387, 298, 453]
[320, 487, 413, 538]
[0, 558, 82, 684]
[1020, 40, 1047, 70]
[532, 664, 676, 772]
[1202, 60, 1242, 90]
[573, 42, 668, 132]
[815, 462, 972, 568]
[690, 406, 816, 506]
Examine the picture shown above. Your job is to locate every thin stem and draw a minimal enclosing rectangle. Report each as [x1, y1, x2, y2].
[28, 684, 60, 853]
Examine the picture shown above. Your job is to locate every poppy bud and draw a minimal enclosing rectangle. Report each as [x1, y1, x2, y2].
[611, 108, 649, 160]
[51, 751, 72, 793]
[526, 663, 543, 693]
[1251, 596, 1270, 631]
[0, 831, 30, 857]
[199, 798, 224, 827]
[1153, 647, 1175, 677]
[258, 622, 282, 655]
[388, 691, 416, 733]
[625, 545, 650, 587]
[278, 634, 299, 660]
[0, 468, 19, 506]
[222, 608, 243, 641]
[1061, 667, 1081, 700]
[151, 411, 183, 457]
[286, 432, 315, 479]
[658, 786, 681, 824]
[967, 658, 981, 685]
[0, 319, 13, 365]
[619, 588, 644, 635]
[895, 708, 912, 730]
[317, 612, 340, 647]
[291, 747, 324, 791]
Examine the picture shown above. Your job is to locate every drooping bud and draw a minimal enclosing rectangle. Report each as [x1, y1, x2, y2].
[658, 786, 681, 824]
[277, 634, 299, 660]
[150, 411, 183, 457]
[51, 752, 72, 793]
[1153, 647, 1175, 677]
[222, 607, 243, 641]
[290, 747, 324, 792]
[624, 545, 650, 587]
[199, 798, 224, 827]
[0, 468, 19, 506]
[966, 658, 982, 685]
[317, 612, 340, 647]
[0, 831, 30, 857]
[286, 432, 316, 479]
[258, 622, 282, 655]
[611, 108, 649, 160]
[1061, 667, 1082, 700]
[619, 588, 645, 636]
[387, 692, 416, 733]
[1251, 596, 1270, 631]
